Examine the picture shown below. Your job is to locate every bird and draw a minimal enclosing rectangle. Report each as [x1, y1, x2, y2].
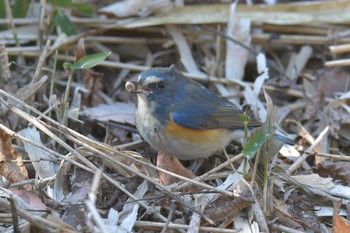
[125, 65, 286, 160]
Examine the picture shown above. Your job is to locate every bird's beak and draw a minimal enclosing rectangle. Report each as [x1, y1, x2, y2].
[125, 81, 151, 95]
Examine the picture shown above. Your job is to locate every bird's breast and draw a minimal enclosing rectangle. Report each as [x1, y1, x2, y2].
[135, 95, 165, 151]
[165, 118, 226, 143]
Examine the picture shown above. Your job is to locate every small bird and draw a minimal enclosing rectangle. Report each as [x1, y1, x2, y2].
[125, 66, 274, 160]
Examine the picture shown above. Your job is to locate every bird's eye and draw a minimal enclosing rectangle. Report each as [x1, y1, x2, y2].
[156, 82, 165, 89]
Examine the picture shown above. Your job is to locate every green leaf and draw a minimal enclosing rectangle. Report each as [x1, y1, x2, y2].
[48, 0, 94, 15]
[72, 3, 94, 15]
[239, 113, 249, 123]
[0, 1, 5, 19]
[54, 11, 76, 36]
[243, 131, 269, 160]
[13, 0, 30, 17]
[72, 52, 111, 69]
[63, 62, 74, 73]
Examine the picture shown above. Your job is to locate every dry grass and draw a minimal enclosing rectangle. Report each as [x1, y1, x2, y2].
[0, 0, 350, 232]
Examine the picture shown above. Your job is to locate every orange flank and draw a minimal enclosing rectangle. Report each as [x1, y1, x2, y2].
[165, 118, 226, 143]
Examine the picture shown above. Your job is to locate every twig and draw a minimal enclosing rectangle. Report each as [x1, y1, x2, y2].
[261, 24, 330, 35]
[85, 169, 109, 233]
[174, 153, 244, 191]
[4, 0, 20, 50]
[250, 147, 261, 187]
[4, 107, 169, 222]
[3, 46, 335, 102]
[253, 33, 350, 46]
[1, 87, 236, 197]
[166, 24, 204, 75]
[324, 59, 350, 67]
[0, 17, 116, 25]
[287, 126, 330, 174]
[6, 48, 318, 100]
[135, 221, 237, 233]
[271, 223, 305, 233]
[329, 44, 350, 53]
[160, 200, 176, 233]
[0, 89, 212, 223]
[305, 151, 350, 162]
[0, 198, 76, 232]
[32, 40, 51, 83]
[9, 195, 20, 233]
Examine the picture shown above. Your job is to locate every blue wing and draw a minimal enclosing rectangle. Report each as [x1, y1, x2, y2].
[171, 82, 261, 130]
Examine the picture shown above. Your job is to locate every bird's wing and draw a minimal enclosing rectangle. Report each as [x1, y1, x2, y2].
[171, 82, 261, 130]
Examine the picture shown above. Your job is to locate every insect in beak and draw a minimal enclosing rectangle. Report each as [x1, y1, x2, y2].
[125, 81, 151, 95]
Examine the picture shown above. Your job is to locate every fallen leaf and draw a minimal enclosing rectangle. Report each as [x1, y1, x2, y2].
[99, 0, 173, 18]
[0, 128, 29, 188]
[82, 68, 104, 107]
[204, 180, 254, 222]
[117, 1, 350, 28]
[80, 102, 135, 125]
[74, 39, 107, 107]
[10, 188, 46, 210]
[156, 149, 197, 191]
[333, 200, 350, 233]
[314, 161, 350, 185]
[292, 174, 334, 190]
[310, 68, 350, 98]
[302, 77, 324, 123]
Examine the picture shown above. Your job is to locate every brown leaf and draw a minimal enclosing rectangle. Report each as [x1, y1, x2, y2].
[311, 68, 350, 98]
[15, 75, 48, 103]
[75, 38, 86, 61]
[0, 128, 29, 187]
[302, 77, 324, 122]
[204, 180, 254, 222]
[326, 103, 350, 139]
[333, 200, 350, 233]
[313, 161, 350, 185]
[74, 38, 104, 107]
[82, 69, 104, 106]
[10, 188, 46, 210]
[156, 149, 197, 191]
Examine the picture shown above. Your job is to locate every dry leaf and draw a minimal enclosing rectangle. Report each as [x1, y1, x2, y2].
[19, 127, 57, 179]
[10, 188, 46, 210]
[75, 38, 105, 107]
[314, 161, 350, 185]
[80, 102, 135, 125]
[0, 44, 11, 83]
[7, 76, 48, 129]
[310, 68, 350, 98]
[82, 69, 104, 106]
[15, 75, 48, 103]
[119, 1, 350, 28]
[204, 180, 254, 222]
[333, 200, 350, 233]
[292, 174, 334, 190]
[302, 77, 324, 122]
[99, 0, 173, 18]
[75, 38, 86, 61]
[0, 128, 29, 187]
[156, 149, 197, 191]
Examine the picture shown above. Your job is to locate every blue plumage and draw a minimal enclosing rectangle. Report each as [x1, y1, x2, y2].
[125, 66, 291, 160]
